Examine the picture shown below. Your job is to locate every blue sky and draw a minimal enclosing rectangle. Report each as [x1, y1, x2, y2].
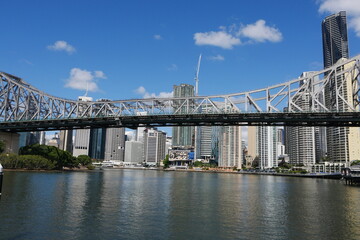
[1, 0, 360, 102]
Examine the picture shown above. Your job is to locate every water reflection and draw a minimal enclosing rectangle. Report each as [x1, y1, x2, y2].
[1, 171, 360, 240]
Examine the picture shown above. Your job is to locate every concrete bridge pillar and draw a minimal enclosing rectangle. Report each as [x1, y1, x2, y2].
[0, 132, 19, 154]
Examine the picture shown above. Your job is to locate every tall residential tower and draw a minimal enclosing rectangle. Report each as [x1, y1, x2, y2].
[322, 11, 360, 165]
[322, 11, 349, 69]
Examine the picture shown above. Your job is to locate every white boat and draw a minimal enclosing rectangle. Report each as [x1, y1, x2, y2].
[101, 160, 115, 168]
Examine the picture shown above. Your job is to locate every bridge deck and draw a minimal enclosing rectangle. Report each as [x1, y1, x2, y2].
[2, 112, 360, 132]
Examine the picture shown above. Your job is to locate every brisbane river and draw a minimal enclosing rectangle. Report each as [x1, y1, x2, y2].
[0, 169, 360, 240]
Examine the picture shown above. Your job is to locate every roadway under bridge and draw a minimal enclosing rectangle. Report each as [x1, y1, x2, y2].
[0, 55, 360, 131]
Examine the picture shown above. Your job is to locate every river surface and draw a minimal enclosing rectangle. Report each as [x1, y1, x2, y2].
[0, 169, 359, 240]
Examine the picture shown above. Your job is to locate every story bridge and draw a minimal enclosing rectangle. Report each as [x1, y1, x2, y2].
[1, 55, 360, 132]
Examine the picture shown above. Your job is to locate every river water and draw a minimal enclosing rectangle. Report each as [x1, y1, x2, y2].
[0, 169, 359, 240]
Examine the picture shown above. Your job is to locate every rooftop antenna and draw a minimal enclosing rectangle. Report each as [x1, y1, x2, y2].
[195, 54, 202, 96]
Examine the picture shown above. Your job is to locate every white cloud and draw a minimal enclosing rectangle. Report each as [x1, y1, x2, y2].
[134, 86, 173, 99]
[194, 20, 282, 49]
[194, 31, 241, 49]
[135, 86, 146, 95]
[94, 71, 106, 79]
[240, 20, 283, 43]
[208, 54, 225, 61]
[168, 64, 178, 71]
[65, 68, 106, 92]
[318, 0, 360, 36]
[154, 34, 163, 40]
[47, 40, 76, 54]
[350, 17, 360, 36]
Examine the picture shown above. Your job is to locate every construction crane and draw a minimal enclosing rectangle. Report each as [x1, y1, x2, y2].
[195, 54, 202, 96]
[194, 54, 202, 161]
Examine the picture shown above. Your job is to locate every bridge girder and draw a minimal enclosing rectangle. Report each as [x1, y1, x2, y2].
[0, 55, 360, 131]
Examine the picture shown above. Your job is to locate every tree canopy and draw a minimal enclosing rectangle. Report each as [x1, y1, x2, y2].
[19, 144, 77, 169]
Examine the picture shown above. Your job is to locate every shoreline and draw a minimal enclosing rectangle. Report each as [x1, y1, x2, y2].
[2, 167, 343, 180]
[164, 169, 342, 179]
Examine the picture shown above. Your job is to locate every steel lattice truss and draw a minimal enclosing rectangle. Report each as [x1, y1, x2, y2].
[1, 55, 360, 131]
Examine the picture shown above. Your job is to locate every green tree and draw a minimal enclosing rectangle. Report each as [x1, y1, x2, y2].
[351, 160, 360, 166]
[193, 161, 202, 167]
[77, 155, 92, 166]
[19, 155, 55, 170]
[278, 160, 292, 169]
[163, 154, 170, 169]
[0, 153, 23, 169]
[19, 144, 76, 170]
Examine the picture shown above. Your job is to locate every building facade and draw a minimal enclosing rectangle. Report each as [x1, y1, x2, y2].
[258, 126, 278, 169]
[89, 128, 106, 160]
[73, 129, 91, 157]
[324, 60, 360, 164]
[285, 73, 316, 166]
[218, 126, 242, 168]
[144, 128, 166, 166]
[172, 84, 195, 148]
[322, 12, 360, 165]
[322, 11, 349, 69]
[104, 128, 125, 162]
[124, 141, 144, 165]
[59, 130, 73, 153]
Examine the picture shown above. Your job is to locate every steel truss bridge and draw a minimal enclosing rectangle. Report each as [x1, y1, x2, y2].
[1, 55, 360, 132]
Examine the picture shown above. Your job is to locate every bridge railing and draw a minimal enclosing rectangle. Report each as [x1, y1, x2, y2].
[0, 55, 359, 123]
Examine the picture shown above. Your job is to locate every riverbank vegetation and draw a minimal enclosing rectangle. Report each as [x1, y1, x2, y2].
[0, 144, 93, 170]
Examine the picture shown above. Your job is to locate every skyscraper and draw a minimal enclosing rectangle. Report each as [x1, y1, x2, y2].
[258, 126, 278, 169]
[322, 11, 349, 69]
[73, 129, 91, 157]
[143, 128, 166, 166]
[104, 128, 125, 162]
[172, 84, 195, 148]
[322, 11, 360, 165]
[218, 126, 242, 168]
[89, 128, 106, 160]
[324, 59, 360, 164]
[195, 125, 221, 162]
[285, 73, 316, 166]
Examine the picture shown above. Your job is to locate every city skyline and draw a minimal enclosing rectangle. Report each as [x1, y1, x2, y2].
[1, 1, 360, 103]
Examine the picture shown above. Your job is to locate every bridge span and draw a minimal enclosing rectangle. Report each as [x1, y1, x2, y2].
[0, 55, 360, 131]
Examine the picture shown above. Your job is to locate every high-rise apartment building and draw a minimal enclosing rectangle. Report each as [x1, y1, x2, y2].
[258, 126, 278, 169]
[322, 11, 360, 165]
[324, 60, 360, 163]
[143, 128, 166, 166]
[172, 84, 194, 148]
[219, 126, 242, 168]
[322, 11, 349, 69]
[285, 73, 316, 166]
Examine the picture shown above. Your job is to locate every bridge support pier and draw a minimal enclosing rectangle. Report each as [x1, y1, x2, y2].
[0, 132, 19, 154]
